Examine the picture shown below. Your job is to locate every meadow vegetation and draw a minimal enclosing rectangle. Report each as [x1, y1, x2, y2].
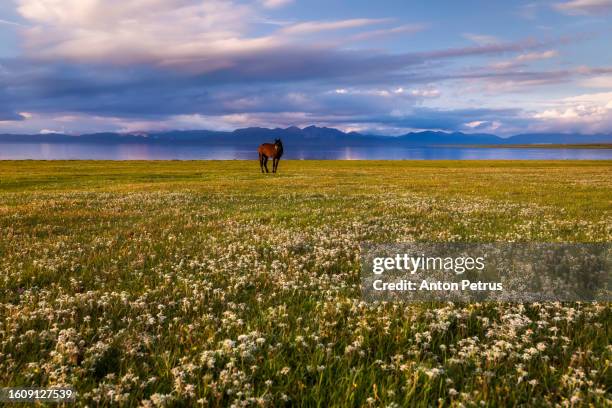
[0, 160, 610, 407]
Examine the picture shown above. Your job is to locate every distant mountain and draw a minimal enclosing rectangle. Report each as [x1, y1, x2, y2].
[501, 133, 612, 145]
[1, 126, 610, 147]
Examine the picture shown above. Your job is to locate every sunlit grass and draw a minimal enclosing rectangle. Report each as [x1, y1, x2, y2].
[0, 160, 610, 407]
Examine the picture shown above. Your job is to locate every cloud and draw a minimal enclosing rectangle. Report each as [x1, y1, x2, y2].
[2, 33, 577, 102]
[3, 1, 611, 135]
[327, 86, 438, 99]
[415, 37, 569, 61]
[464, 120, 486, 128]
[15, 0, 390, 68]
[381, 108, 525, 132]
[563, 90, 612, 105]
[16, 0, 555, 72]
[12, 0, 579, 83]
[1, 52, 608, 134]
[554, 0, 612, 15]
[531, 91, 612, 133]
[260, 0, 293, 9]
[279, 18, 390, 35]
[441, 65, 612, 95]
[516, 50, 559, 61]
[490, 49, 559, 70]
[39, 128, 62, 134]
[347, 24, 426, 42]
[462, 33, 501, 45]
[0, 111, 26, 122]
[16, 0, 264, 65]
[463, 120, 502, 132]
[580, 75, 612, 88]
[284, 107, 529, 135]
[0, 18, 26, 27]
[407, 88, 441, 97]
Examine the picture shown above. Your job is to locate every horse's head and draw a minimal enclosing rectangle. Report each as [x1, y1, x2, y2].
[274, 138, 283, 149]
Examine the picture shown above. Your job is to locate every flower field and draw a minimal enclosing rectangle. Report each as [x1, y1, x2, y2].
[0, 160, 610, 407]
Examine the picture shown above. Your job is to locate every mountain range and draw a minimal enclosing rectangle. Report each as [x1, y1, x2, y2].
[1, 126, 611, 147]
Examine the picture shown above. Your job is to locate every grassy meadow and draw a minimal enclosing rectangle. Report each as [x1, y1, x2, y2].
[0, 160, 610, 407]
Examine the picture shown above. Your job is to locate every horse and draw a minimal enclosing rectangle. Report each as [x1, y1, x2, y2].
[258, 138, 284, 173]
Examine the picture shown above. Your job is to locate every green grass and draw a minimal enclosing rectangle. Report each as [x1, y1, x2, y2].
[0, 160, 610, 407]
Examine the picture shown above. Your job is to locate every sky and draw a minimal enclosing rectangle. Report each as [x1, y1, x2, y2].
[0, 0, 612, 136]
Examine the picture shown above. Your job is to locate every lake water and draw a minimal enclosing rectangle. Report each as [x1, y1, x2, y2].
[0, 143, 611, 160]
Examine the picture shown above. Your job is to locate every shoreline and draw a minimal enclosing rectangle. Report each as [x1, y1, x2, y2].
[449, 143, 612, 149]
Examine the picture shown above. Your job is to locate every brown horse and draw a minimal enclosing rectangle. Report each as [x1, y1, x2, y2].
[258, 138, 283, 173]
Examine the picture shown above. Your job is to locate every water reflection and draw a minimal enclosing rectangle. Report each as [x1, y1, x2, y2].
[0, 143, 610, 160]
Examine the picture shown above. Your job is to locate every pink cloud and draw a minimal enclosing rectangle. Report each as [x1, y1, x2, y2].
[554, 0, 612, 15]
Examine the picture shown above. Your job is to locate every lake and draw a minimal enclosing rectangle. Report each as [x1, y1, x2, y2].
[0, 143, 611, 160]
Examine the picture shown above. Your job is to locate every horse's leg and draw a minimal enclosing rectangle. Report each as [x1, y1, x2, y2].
[263, 156, 269, 173]
[259, 152, 264, 173]
[272, 158, 277, 173]
[275, 158, 280, 173]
